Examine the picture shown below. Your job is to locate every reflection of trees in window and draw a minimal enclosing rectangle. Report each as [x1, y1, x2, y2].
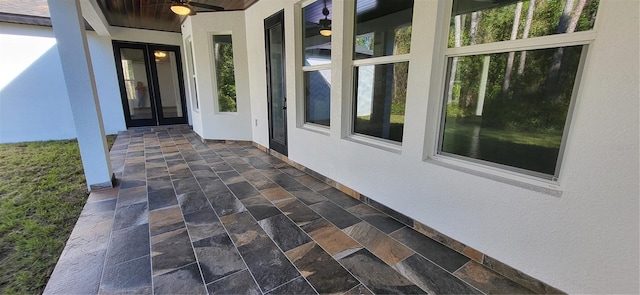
[352, 0, 413, 143]
[441, 0, 599, 177]
[214, 35, 237, 112]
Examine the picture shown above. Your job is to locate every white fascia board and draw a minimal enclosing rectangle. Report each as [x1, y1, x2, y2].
[80, 0, 111, 36]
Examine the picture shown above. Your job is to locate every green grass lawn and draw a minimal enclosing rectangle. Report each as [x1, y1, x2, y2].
[0, 136, 115, 294]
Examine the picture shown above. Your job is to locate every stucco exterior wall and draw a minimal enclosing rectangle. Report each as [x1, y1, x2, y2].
[0, 23, 125, 142]
[181, 11, 253, 141]
[243, 0, 639, 293]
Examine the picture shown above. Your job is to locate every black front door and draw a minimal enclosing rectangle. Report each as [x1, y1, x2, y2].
[113, 42, 188, 127]
[265, 10, 288, 156]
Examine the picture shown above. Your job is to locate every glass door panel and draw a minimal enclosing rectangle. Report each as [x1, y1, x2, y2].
[265, 11, 288, 155]
[114, 42, 187, 127]
[120, 48, 152, 120]
[152, 49, 185, 123]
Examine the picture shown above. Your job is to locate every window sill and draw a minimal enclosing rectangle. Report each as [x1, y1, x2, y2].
[346, 134, 402, 154]
[301, 123, 330, 136]
[426, 154, 563, 197]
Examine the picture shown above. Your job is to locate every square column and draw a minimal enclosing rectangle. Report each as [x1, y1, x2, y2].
[48, 0, 113, 190]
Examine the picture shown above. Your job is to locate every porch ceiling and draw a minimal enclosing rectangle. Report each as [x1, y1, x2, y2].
[96, 0, 259, 32]
[0, 0, 258, 33]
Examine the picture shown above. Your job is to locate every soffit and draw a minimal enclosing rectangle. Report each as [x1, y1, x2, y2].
[96, 0, 259, 33]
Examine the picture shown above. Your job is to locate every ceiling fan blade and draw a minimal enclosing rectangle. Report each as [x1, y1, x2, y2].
[188, 2, 224, 11]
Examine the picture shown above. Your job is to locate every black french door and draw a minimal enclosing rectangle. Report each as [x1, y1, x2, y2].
[265, 10, 288, 156]
[113, 41, 188, 127]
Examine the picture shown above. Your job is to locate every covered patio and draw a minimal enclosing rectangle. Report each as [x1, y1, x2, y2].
[44, 126, 537, 294]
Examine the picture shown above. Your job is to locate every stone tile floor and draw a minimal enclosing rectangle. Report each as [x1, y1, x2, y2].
[44, 126, 536, 295]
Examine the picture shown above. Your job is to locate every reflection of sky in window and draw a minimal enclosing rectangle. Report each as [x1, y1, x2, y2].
[305, 58, 332, 84]
[356, 0, 378, 14]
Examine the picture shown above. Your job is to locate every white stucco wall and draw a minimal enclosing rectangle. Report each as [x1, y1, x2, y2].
[0, 22, 125, 143]
[0, 23, 192, 143]
[181, 11, 252, 141]
[244, 0, 639, 294]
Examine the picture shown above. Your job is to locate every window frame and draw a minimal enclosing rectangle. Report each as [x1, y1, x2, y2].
[426, 0, 598, 187]
[210, 32, 238, 114]
[347, 0, 414, 147]
[299, 0, 333, 131]
[184, 37, 199, 112]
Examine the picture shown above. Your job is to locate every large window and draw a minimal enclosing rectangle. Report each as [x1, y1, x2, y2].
[302, 0, 332, 127]
[352, 0, 413, 143]
[439, 0, 598, 179]
[213, 35, 237, 112]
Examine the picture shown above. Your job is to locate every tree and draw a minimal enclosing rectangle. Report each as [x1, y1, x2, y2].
[501, 1, 523, 98]
[518, 0, 536, 75]
[447, 15, 462, 103]
[547, 0, 587, 101]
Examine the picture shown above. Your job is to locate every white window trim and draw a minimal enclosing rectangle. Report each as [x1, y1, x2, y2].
[297, 0, 332, 133]
[209, 31, 239, 114]
[422, 0, 598, 192]
[185, 37, 199, 113]
[344, 1, 414, 150]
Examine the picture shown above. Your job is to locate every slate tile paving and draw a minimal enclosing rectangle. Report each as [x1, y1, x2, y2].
[45, 126, 544, 295]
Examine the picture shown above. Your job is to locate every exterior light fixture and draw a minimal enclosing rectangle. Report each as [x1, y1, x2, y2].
[170, 3, 192, 15]
[319, 1, 331, 37]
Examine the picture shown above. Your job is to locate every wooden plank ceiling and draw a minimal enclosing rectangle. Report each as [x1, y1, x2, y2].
[97, 0, 259, 32]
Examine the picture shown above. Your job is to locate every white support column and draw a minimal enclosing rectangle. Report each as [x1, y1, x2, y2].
[48, 0, 114, 190]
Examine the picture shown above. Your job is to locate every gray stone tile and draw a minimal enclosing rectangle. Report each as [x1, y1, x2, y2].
[112, 202, 148, 231]
[275, 198, 322, 227]
[148, 187, 178, 211]
[177, 190, 210, 215]
[193, 233, 245, 284]
[147, 175, 172, 192]
[105, 224, 149, 266]
[151, 227, 197, 276]
[241, 195, 281, 221]
[99, 255, 152, 294]
[227, 181, 261, 200]
[259, 214, 312, 252]
[117, 186, 147, 208]
[270, 173, 306, 190]
[173, 177, 201, 195]
[207, 191, 246, 217]
[339, 249, 426, 294]
[201, 178, 230, 196]
[318, 187, 362, 208]
[206, 269, 260, 295]
[347, 203, 405, 234]
[266, 276, 317, 295]
[454, 261, 534, 295]
[238, 237, 301, 293]
[285, 242, 358, 294]
[395, 254, 481, 295]
[153, 263, 206, 295]
[390, 227, 470, 272]
[82, 198, 117, 215]
[217, 171, 244, 184]
[288, 187, 327, 205]
[119, 179, 146, 190]
[44, 248, 106, 295]
[184, 208, 226, 242]
[309, 201, 361, 229]
[149, 205, 184, 236]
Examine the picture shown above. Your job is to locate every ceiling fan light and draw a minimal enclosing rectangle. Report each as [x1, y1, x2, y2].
[171, 3, 192, 15]
[319, 18, 331, 37]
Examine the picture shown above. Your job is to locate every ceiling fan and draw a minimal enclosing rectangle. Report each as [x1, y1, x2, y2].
[168, 0, 224, 16]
